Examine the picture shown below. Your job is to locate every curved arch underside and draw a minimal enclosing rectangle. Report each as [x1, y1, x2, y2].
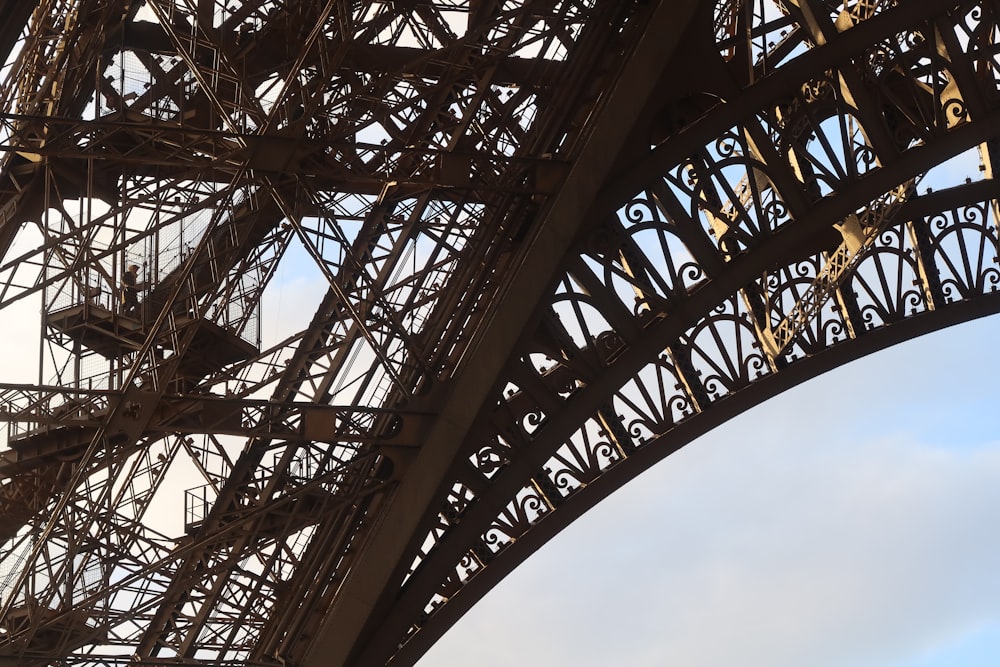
[0, 1, 998, 666]
[364, 1, 1000, 665]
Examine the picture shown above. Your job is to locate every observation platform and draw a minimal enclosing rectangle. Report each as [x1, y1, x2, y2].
[45, 302, 257, 379]
[44, 301, 145, 358]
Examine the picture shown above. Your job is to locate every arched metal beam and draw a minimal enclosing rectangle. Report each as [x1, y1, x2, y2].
[369, 0, 1000, 660]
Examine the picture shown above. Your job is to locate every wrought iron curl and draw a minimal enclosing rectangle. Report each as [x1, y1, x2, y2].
[762, 197, 791, 232]
[714, 129, 743, 159]
[471, 437, 511, 479]
[744, 343, 770, 378]
[901, 28, 926, 50]
[622, 195, 659, 226]
[853, 143, 879, 172]
[944, 96, 969, 125]
[455, 551, 482, 581]
[789, 256, 822, 280]
[549, 462, 581, 493]
[801, 78, 833, 105]
[521, 409, 546, 436]
[680, 261, 707, 290]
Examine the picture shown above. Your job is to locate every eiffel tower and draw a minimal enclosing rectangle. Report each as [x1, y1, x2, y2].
[0, 1, 998, 665]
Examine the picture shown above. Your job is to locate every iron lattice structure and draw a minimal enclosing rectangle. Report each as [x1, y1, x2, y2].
[0, 0, 998, 665]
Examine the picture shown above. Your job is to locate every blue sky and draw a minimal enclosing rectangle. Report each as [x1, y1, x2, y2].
[420, 313, 1000, 667]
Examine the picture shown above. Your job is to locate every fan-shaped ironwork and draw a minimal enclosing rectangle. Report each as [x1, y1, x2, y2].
[0, 1, 997, 666]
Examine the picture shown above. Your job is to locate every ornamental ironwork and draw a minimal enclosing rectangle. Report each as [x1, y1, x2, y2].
[0, 1, 997, 666]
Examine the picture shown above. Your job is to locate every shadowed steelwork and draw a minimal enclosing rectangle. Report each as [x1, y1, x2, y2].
[0, 1, 997, 666]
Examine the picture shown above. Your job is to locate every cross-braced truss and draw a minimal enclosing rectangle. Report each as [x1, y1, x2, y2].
[0, 1, 998, 666]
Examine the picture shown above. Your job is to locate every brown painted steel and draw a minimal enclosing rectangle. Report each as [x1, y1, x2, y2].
[0, 1, 998, 666]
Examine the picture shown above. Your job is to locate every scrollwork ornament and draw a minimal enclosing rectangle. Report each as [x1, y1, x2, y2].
[591, 438, 619, 469]
[550, 425, 620, 489]
[550, 462, 582, 492]
[701, 374, 728, 400]
[791, 257, 820, 280]
[819, 317, 847, 347]
[484, 489, 547, 545]
[455, 552, 481, 581]
[514, 488, 547, 525]
[762, 197, 790, 232]
[802, 78, 832, 104]
[627, 419, 650, 443]
[627, 414, 662, 441]
[943, 97, 968, 125]
[928, 210, 950, 234]
[941, 280, 959, 302]
[521, 409, 545, 435]
[622, 195, 657, 227]
[715, 130, 741, 158]
[472, 439, 509, 477]
[481, 525, 506, 550]
[859, 300, 879, 329]
[669, 392, 694, 421]
[744, 350, 769, 380]
[711, 300, 730, 316]
[680, 261, 705, 289]
[552, 372, 578, 398]
[958, 202, 987, 227]
[903, 289, 924, 314]
[681, 162, 700, 189]
[876, 224, 905, 249]
[902, 29, 924, 50]
[853, 143, 878, 172]
[983, 267, 1000, 293]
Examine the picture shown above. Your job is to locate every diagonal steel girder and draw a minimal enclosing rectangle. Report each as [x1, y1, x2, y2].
[297, 2, 701, 665]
